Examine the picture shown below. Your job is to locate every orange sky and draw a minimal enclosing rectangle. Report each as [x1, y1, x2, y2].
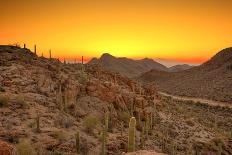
[1, 0, 232, 65]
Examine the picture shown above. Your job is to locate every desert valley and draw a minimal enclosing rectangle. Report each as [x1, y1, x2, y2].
[0, 45, 231, 155]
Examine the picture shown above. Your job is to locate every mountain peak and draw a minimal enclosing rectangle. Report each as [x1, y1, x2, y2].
[100, 53, 115, 59]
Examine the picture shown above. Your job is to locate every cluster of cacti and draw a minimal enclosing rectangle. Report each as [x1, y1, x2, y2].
[75, 131, 80, 154]
[128, 117, 136, 152]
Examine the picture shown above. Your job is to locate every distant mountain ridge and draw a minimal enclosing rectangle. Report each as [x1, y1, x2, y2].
[139, 47, 232, 103]
[88, 53, 192, 77]
[168, 64, 193, 72]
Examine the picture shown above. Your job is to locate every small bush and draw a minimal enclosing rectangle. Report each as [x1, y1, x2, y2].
[83, 115, 98, 134]
[16, 139, 35, 155]
[0, 95, 9, 107]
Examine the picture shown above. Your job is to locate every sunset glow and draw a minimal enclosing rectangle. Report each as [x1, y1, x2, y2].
[1, 0, 232, 64]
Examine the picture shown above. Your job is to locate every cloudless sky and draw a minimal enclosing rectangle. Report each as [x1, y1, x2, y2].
[1, 0, 232, 64]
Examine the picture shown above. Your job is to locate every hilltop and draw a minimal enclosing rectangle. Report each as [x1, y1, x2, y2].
[139, 47, 232, 103]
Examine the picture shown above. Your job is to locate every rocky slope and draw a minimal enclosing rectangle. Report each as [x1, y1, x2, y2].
[0, 45, 231, 155]
[139, 47, 232, 103]
[0, 45, 161, 154]
[88, 53, 168, 78]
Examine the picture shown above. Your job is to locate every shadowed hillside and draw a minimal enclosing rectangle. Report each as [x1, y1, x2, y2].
[139, 47, 232, 103]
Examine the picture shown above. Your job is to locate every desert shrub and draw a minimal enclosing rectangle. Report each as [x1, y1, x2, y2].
[83, 115, 98, 134]
[0, 95, 9, 107]
[15, 95, 28, 108]
[50, 130, 66, 143]
[16, 139, 36, 155]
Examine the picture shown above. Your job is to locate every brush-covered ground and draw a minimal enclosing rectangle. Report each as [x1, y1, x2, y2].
[0, 45, 231, 155]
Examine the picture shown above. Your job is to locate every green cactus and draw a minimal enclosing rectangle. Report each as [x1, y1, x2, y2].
[57, 84, 63, 111]
[150, 112, 154, 130]
[101, 126, 107, 155]
[128, 117, 136, 152]
[36, 114, 40, 133]
[104, 112, 109, 132]
[75, 131, 80, 154]
[120, 122, 124, 136]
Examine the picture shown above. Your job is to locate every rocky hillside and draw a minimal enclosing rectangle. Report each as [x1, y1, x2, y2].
[139, 47, 232, 103]
[88, 53, 168, 78]
[0, 45, 162, 154]
[0, 45, 231, 155]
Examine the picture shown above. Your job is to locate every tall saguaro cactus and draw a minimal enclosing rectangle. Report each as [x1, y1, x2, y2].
[128, 117, 136, 152]
[36, 114, 40, 133]
[101, 127, 107, 155]
[49, 49, 52, 59]
[104, 112, 109, 132]
[75, 131, 80, 154]
[23, 44, 26, 49]
[34, 45, 37, 55]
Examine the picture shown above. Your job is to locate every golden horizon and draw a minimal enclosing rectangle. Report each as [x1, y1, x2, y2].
[1, 0, 232, 64]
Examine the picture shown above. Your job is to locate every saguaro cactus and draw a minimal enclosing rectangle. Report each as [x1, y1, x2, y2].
[82, 56, 84, 65]
[101, 127, 107, 155]
[128, 117, 136, 152]
[49, 49, 52, 59]
[75, 131, 80, 154]
[23, 43, 26, 49]
[104, 112, 109, 132]
[34, 45, 37, 55]
[114, 73, 117, 85]
[36, 114, 40, 133]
